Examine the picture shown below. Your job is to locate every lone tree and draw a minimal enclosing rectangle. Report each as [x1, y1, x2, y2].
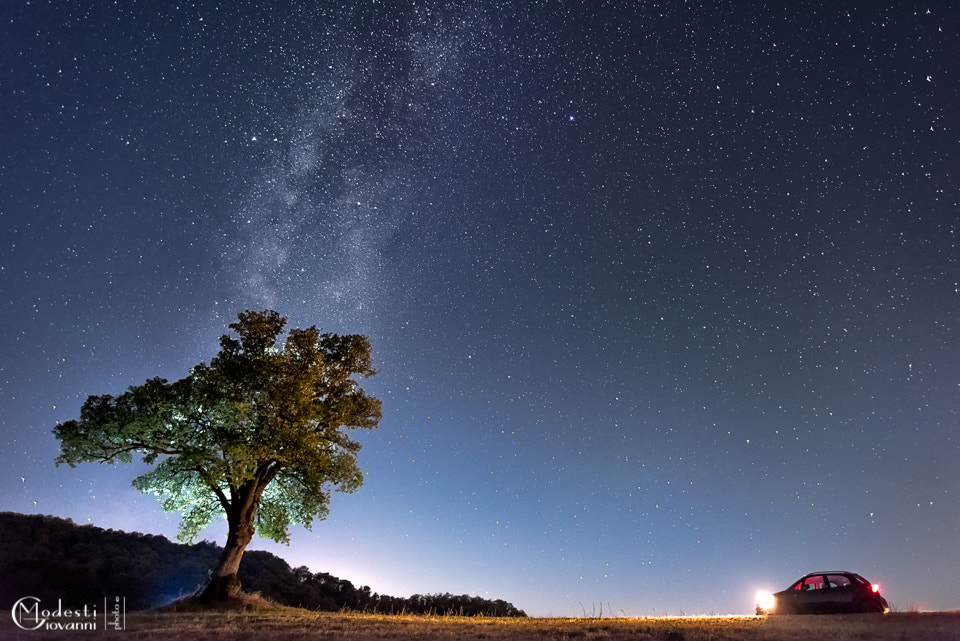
[54, 310, 382, 602]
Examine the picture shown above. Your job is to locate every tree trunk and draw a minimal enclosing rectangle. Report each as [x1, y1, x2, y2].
[197, 528, 251, 602]
[197, 483, 260, 603]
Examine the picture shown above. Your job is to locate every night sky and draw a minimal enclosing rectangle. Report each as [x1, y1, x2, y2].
[2, 1, 959, 616]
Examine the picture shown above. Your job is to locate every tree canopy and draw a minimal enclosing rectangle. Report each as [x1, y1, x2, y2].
[54, 310, 382, 600]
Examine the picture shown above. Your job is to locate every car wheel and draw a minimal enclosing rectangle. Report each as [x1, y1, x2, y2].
[859, 600, 884, 613]
[776, 602, 795, 615]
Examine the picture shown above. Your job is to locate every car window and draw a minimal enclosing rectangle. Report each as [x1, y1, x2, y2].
[827, 574, 852, 588]
[802, 575, 825, 591]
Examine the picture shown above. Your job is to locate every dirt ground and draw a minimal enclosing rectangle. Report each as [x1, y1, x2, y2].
[2, 609, 959, 640]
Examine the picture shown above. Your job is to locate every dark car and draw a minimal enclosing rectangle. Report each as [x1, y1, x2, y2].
[756, 571, 889, 615]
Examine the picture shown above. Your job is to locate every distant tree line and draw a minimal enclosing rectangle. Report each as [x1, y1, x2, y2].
[0, 512, 526, 617]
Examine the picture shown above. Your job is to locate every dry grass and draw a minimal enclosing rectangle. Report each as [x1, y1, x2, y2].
[3, 608, 959, 640]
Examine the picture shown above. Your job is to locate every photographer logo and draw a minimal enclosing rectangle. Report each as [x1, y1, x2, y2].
[11, 596, 124, 632]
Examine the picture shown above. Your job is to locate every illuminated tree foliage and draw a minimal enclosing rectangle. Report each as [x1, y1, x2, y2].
[54, 310, 382, 601]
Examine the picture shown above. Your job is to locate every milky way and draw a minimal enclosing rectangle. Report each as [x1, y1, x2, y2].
[1, 2, 958, 616]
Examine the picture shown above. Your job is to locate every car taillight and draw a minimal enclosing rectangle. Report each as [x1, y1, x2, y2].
[871, 583, 880, 593]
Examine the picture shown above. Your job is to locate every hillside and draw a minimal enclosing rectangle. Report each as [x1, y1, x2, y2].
[0, 512, 525, 616]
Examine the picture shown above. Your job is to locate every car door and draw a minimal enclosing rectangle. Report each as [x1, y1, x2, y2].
[780, 577, 816, 613]
[798, 575, 832, 613]
[824, 574, 857, 613]
[776, 580, 805, 613]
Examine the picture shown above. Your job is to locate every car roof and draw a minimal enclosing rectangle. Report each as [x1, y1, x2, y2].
[803, 571, 856, 575]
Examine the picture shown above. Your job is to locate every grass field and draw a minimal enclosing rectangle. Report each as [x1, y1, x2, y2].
[3, 608, 959, 640]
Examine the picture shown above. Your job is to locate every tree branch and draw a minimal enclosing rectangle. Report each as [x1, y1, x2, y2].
[207, 476, 231, 513]
[94, 441, 186, 465]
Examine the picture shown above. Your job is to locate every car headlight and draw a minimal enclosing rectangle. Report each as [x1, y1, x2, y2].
[756, 591, 776, 613]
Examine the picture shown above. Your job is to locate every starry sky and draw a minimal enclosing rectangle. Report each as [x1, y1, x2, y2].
[2, 0, 958, 617]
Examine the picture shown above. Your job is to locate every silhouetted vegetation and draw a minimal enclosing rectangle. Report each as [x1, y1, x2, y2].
[0, 512, 526, 617]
